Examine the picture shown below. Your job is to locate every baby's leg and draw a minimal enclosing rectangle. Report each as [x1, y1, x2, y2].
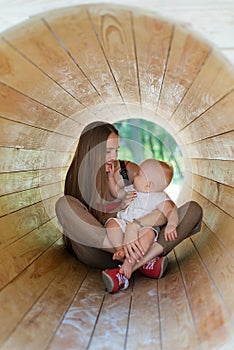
[120, 227, 155, 278]
[106, 219, 124, 259]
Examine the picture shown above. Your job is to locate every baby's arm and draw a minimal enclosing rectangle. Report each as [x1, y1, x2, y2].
[157, 200, 179, 241]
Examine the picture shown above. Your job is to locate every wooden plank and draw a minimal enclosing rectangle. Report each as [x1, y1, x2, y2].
[186, 131, 234, 160]
[89, 6, 139, 105]
[192, 191, 234, 256]
[126, 273, 161, 349]
[0, 148, 73, 172]
[47, 269, 105, 350]
[0, 38, 82, 116]
[88, 282, 133, 350]
[0, 182, 63, 217]
[0, 239, 83, 346]
[192, 174, 233, 217]
[178, 90, 234, 139]
[45, 7, 122, 104]
[157, 25, 211, 119]
[175, 238, 233, 349]
[0, 167, 67, 196]
[0, 218, 61, 289]
[191, 159, 233, 187]
[0, 117, 75, 151]
[171, 50, 234, 128]
[0, 254, 88, 350]
[0, 195, 60, 249]
[192, 225, 234, 313]
[3, 18, 104, 108]
[133, 13, 173, 112]
[158, 252, 199, 349]
[0, 83, 82, 136]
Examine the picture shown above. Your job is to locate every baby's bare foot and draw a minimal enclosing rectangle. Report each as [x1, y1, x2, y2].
[119, 259, 133, 279]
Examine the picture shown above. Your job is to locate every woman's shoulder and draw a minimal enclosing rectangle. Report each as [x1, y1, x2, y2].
[121, 160, 139, 183]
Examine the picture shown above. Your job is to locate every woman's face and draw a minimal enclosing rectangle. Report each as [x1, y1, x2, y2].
[106, 132, 119, 168]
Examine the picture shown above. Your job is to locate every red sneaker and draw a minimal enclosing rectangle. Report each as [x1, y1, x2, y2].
[102, 267, 129, 293]
[140, 256, 168, 278]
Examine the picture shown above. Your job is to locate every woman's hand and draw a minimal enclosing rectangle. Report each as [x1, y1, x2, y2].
[123, 222, 144, 263]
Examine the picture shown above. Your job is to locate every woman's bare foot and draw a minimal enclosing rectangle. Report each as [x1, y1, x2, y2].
[113, 249, 125, 260]
[119, 259, 133, 279]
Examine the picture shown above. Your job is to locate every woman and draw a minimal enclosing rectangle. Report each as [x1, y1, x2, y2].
[56, 121, 203, 293]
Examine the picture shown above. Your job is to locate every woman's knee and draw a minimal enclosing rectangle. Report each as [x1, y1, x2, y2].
[189, 200, 203, 219]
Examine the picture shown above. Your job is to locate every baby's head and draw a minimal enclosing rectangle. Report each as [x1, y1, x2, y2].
[133, 158, 173, 193]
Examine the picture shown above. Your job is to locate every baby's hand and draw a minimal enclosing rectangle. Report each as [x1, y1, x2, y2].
[121, 191, 137, 210]
[164, 225, 178, 241]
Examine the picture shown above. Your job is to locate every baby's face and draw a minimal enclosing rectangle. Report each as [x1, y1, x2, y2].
[133, 167, 149, 192]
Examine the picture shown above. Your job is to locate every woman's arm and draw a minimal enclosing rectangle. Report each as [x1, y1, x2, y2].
[122, 209, 167, 262]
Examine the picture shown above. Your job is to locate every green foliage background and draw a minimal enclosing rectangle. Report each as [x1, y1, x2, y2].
[114, 119, 184, 184]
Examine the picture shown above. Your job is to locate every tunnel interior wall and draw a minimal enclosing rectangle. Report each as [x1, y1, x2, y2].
[0, 4, 233, 346]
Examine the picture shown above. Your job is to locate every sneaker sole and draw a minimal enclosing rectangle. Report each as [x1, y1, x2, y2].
[102, 270, 114, 293]
[158, 256, 169, 278]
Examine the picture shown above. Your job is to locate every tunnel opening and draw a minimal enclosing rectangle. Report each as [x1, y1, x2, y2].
[114, 118, 185, 202]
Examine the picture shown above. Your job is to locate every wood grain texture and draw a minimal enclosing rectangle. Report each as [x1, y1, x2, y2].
[175, 239, 233, 349]
[0, 82, 83, 134]
[0, 148, 73, 172]
[0, 39, 82, 116]
[0, 168, 67, 196]
[3, 18, 104, 108]
[1, 257, 88, 350]
[47, 269, 105, 350]
[192, 191, 234, 256]
[0, 182, 63, 217]
[89, 6, 139, 106]
[158, 252, 199, 349]
[133, 14, 173, 112]
[191, 158, 233, 186]
[157, 25, 211, 119]
[187, 132, 234, 160]
[192, 174, 233, 217]
[0, 219, 60, 289]
[171, 50, 234, 128]
[178, 90, 234, 141]
[125, 274, 160, 349]
[45, 7, 123, 106]
[0, 195, 60, 249]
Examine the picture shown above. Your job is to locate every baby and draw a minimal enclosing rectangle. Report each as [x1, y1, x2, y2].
[106, 158, 178, 279]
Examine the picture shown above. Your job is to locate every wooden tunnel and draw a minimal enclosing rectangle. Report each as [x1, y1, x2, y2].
[0, 4, 233, 350]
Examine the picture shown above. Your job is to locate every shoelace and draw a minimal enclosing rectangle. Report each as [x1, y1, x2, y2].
[116, 270, 129, 290]
[143, 257, 159, 270]
[117, 272, 126, 285]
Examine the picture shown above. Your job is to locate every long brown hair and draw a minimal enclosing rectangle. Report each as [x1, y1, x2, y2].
[65, 121, 119, 211]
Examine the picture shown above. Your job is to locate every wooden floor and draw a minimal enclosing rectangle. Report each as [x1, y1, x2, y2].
[0, 2, 233, 350]
[0, 231, 233, 350]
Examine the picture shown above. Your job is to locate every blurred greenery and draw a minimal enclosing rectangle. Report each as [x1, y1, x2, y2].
[114, 119, 184, 184]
